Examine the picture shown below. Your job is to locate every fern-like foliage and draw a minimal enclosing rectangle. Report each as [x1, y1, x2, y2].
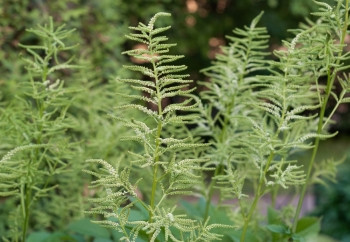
[0, 18, 82, 240]
[195, 12, 271, 218]
[85, 13, 230, 241]
[193, 1, 350, 240]
[249, 0, 350, 198]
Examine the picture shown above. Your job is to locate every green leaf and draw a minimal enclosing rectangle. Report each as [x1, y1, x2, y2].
[68, 218, 111, 239]
[93, 238, 113, 242]
[292, 217, 321, 241]
[226, 229, 261, 242]
[70, 234, 85, 242]
[47, 232, 77, 242]
[129, 209, 148, 221]
[181, 197, 233, 237]
[313, 234, 339, 242]
[267, 206, 281, 224]
[267, 224, 289, 234]
[27, 232, 76, 242]
[180, 198, 206, 219]
[27, 232, 51, 242]
[295, 217, 320, 234]
[129, 196, 149, 217]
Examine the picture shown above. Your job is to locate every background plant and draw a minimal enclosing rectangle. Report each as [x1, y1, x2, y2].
[0, 16, 144, 242]
[312, 152, 350, 242]
[191, 0, 350, 241]
[0, 18, 83, 240]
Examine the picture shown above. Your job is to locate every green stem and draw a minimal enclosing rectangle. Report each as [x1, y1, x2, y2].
[292, 124, 323, 232]
[21, 65, 48, 240]
[240, 152, 275, 242]
[322, 97, 341, 130]
[292, 0, 349, 232]
[203, 164, 222, 220]
[149, 123, 162, 222]
[271, 186, 278, 208]
[148, 53, 163, 226]
[21, 184, 32, 242]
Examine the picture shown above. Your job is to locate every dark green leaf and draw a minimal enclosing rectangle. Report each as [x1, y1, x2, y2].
[93, 238, 113, 242]
[68, 218, 110, 239]
[27, 232, 51, 242]
[27, 231, 76, 242]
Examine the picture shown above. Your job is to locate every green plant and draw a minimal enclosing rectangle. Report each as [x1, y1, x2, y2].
[85, 12, 232, 242]
[196, 0, 350, 241]
[0, 2, 149, 239]
[0, 18, 83, 241]
[1, 0, 349, 241]
[85, 1, 350, 242]
[197, 12, 271, 222]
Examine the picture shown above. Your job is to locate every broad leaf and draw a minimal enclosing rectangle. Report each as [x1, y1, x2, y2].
[68, 218, 110, 239]
[292, 217, 321, 241]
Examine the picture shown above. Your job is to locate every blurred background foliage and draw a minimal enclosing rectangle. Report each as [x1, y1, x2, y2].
[0, 0, 349, 240]
[2, 0, 348, 132]
[0, 0, 335, 80]
[313, 157, 350, 242]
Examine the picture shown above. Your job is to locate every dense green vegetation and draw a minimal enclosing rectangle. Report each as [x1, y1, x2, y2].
[1, 0, 349, 241]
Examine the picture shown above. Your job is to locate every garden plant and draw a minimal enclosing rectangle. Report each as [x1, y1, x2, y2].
[1, 0, 350, 241]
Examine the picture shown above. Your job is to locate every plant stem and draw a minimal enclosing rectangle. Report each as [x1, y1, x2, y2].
[240, 152, 275, 242]
[21, 185, 31, 242]
[21, 69, 47, 240]
[292, 0, 349, 232]
[149, 122, 162, 222]
[203, 164, 222, 220]
[149, 54, 163, 226]
[271, 186, 278, 208]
